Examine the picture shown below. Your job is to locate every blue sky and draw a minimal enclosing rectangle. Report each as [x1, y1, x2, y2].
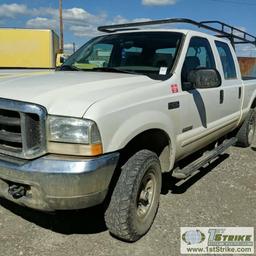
[0, 0, 255, 55]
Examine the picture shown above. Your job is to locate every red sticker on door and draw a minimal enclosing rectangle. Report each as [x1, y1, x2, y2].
[170, 84, 179, 93]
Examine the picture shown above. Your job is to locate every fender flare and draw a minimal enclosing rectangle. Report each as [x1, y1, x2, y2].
[104, 110, 177, 169]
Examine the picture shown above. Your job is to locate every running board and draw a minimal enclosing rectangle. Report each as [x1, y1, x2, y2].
[172, 137, 237, 179]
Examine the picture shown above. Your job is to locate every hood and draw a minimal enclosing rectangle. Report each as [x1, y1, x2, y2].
[0, 70, 154, 117]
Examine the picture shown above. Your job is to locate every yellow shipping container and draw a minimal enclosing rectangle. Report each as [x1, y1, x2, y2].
[0, 28, 59, 68]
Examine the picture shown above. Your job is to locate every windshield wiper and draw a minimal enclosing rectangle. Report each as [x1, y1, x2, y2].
[59, 65, 82, 71]
[91, 67, 138, 75]
[59, 65, 141, 76]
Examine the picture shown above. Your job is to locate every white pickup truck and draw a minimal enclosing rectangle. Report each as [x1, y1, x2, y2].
[0, 19, 255, 242]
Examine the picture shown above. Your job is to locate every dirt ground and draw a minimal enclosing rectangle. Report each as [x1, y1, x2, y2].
[0, 138, 255, 256]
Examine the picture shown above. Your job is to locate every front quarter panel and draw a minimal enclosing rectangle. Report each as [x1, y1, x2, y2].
[83, 78, 181, 167]
[100, 110, 175, 152]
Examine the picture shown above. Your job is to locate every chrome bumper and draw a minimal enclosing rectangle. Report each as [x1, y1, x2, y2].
[0, 153, 119, 211]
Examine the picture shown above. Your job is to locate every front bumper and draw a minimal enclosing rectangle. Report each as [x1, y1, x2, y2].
[0, 153, 119, 211]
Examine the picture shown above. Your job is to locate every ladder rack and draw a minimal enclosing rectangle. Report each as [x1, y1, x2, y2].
[98, 18, 256, 47]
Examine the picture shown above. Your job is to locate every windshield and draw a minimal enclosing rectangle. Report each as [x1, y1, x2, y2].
[61, 32, 183, 80]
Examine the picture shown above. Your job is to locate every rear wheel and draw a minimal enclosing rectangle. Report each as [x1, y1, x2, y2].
[105, 150, 162, 242]
[236, 109, 256, 147]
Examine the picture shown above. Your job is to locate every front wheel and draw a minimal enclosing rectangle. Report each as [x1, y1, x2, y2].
[105, 150, 162, 242]
[236, 109, 256, 147]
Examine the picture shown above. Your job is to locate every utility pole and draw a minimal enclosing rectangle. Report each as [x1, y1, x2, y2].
[59, 0, 64, 53]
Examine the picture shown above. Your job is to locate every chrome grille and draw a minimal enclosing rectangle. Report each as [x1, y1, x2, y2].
[0, 99, 47, 159]
[0, 109, 22, 153]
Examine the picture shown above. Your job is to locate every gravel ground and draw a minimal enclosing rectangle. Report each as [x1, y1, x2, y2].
[0, 138, 255, 256]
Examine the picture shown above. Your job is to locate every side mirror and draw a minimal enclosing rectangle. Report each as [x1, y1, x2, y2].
[187, 68, 222, 89]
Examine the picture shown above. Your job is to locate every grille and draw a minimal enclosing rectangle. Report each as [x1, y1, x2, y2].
[0, 109, 22, 153]
[0, 99, 47, 159]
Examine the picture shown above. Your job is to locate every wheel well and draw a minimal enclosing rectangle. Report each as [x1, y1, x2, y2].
[104, 130, 172, 207]
[118, 129, 171, 172]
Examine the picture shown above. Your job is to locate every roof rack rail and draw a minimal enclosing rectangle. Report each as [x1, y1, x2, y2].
[98, 18, 256, 47]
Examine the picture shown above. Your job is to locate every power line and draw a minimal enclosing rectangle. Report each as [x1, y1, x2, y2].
[208, 0, 256, 6]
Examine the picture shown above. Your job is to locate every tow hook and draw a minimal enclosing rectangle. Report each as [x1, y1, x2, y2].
[8, 184, 27, 199]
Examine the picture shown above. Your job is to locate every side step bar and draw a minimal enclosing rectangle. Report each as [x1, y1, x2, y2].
[172, 137, 237, 179]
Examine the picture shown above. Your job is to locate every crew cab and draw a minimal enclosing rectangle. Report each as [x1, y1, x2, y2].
[0, 18, 255, 242]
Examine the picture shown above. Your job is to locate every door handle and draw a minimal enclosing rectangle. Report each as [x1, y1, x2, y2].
[220, 90, 224, 104]
[238, 87, 242, 99]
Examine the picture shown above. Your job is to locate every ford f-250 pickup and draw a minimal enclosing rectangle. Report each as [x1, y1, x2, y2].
[0, 18, 255, 242]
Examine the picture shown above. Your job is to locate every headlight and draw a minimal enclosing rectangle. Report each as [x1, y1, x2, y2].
[48, 116, 101, 144]
[47, 116, 102, 156]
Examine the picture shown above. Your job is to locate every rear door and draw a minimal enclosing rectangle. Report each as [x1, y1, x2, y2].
[214, 40, 242, 123]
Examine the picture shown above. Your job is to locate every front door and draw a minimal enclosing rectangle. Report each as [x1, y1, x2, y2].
[177, 36, 233, 159]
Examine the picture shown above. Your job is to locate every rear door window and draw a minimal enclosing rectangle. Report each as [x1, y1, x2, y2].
[215, 41, 237, 79]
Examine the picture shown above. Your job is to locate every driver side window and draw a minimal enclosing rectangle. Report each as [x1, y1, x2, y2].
[182, 37, 216, 89]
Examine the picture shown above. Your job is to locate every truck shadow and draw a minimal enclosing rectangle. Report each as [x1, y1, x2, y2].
[190, 89, 207, 128]
[0, 199, 107, 234]
[161, 153, 230, 195]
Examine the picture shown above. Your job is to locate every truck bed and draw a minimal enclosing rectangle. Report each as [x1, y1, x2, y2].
[243, 76, 256, 80]
[238, 57, 256, 80]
